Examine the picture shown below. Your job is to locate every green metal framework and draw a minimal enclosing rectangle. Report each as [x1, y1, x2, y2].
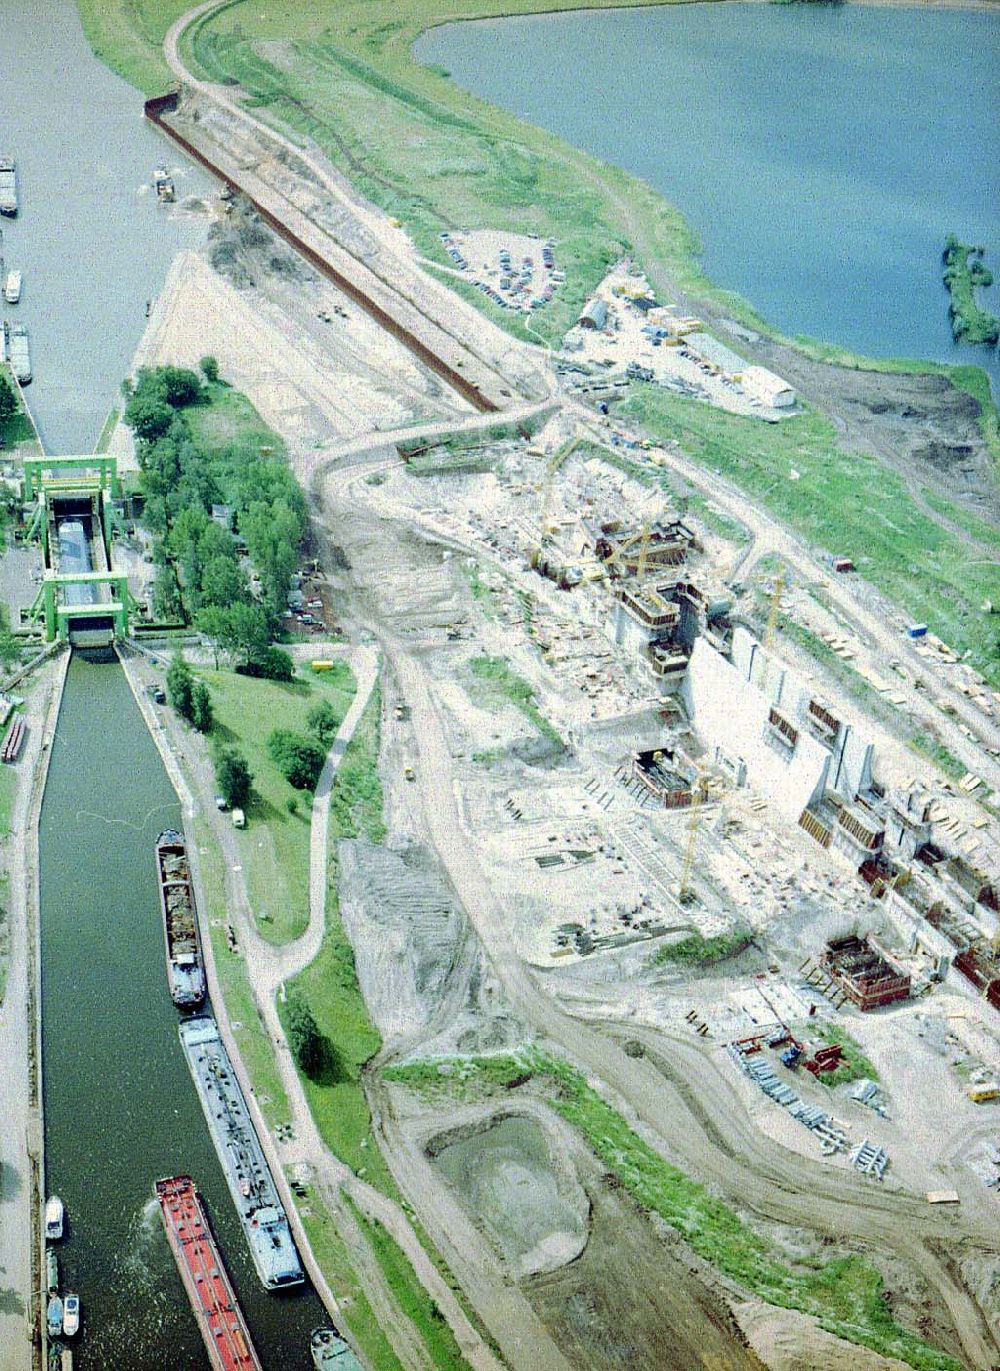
[22, 453, 133, 641]
[22, 455, 121, 501]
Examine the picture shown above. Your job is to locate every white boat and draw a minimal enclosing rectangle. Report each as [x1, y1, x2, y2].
[62, 1293, 80, 1338]
[45, 1196, 64, 1241]
[3, 269, 20, 303]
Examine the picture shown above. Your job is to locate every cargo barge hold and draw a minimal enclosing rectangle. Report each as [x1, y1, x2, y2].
[155, 1175, 263, 1371]
[179, 1016, 305, 1290]
[156, 829, 206, 1008]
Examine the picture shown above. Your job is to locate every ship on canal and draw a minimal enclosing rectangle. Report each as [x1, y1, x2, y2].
[179, 1016, 305, 1290]
[4, 320, 31, 382]
[156, 829, 206, 1008]
[311, 1327, 364, 1369]
[155, 1175, 263, 1371]
[0, 159, 18, 216]
[153, 165, 176, 203]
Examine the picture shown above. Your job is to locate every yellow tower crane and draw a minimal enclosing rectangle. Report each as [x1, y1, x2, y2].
[678, 768, 706, 903]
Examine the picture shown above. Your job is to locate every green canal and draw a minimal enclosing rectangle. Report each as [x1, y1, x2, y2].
[40, 654, 322, 1368]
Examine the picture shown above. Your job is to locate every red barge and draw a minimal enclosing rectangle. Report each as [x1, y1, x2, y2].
[155, 1175, 262, 1371]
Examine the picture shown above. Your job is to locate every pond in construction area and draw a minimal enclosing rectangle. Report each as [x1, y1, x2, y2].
[431, 1113, 587, 1276]
[40, 655, 322, 1368]
[417, 4, 1000, 388]
[0, 0, 215, 454]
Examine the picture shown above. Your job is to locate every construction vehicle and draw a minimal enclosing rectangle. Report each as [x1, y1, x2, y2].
[780, 1044, 803, 1069]
[967, 1083, 999, 1104]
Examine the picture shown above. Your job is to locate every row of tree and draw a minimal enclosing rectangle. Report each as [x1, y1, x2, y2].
[124, 361, 307, 673]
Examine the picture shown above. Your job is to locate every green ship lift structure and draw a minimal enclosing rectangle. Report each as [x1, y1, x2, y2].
[22, 455, 137, 646]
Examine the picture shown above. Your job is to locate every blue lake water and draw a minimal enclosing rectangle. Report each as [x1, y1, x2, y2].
[417, 4, 1000, 387]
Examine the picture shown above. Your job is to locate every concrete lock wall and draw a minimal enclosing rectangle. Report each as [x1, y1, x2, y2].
[684, 636, 830, 822]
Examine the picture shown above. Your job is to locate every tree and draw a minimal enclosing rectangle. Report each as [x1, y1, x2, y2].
[0, 603, 20, 673]
[158, 365, 204, 408]
[267, 728, 326, 790]
[241, 497, 302, 622]
[191, 680, 214, 734]
[196, 601, 270, 669]
[306, 698, 339, 747]
[284, 990, 327, 1079]
[0, 373, 17, 429]
[166, 653, 195, 721]
[236, 645, 294, 681]
[200, 355, 220, 384]
[123, 388, 173, 442]
[214, 746, 252, 810]
[200, 556, 249, 611]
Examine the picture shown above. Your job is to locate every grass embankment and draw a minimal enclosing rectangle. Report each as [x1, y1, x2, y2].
[941, 236, 1000, 347]
[185, 380, 283, 457]
[655, 927, 752, 967]
[345, 1196, 468, 1371]
[195, 661, 356, 944]
[466, 652, 561, 745]
[386, 1051, 961, 1371]
[621, 385, 1000, 688]
[811, 1023, 879, 1089]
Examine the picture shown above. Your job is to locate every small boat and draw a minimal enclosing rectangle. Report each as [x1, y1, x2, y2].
[153, 166, 176, 203]
[62, 1294, 80, 1338]
[3, 269, 21, 303]
[310, 1326, 364, 1369]
[45, 1196, 64, 1241]
[46, 1295, 63, 1339]
[46, 1247, 59, 1294]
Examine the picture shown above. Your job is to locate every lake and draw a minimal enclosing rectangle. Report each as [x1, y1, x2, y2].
[417, 3, 1000, 386]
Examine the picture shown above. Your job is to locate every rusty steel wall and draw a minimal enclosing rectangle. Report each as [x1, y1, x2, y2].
[144, 92, 498, 415]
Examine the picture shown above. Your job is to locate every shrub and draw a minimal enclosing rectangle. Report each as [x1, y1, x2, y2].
[306, 698, 339, 745]
[267, 728, 326, 790]
[235, 645, 295, 682]
[190, 679, 214, 734]
[200, 355, 220, 384]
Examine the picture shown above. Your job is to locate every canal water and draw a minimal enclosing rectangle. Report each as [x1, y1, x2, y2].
[417, 3, 1000, 390]
[40, 655, 321, 1368]
[0, 0, 215, 453]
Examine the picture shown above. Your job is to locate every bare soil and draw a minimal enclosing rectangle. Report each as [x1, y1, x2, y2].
[524, 1142, 765, 1371]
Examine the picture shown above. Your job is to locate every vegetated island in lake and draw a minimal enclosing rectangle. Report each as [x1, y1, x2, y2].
[942, 235, 1000, 347]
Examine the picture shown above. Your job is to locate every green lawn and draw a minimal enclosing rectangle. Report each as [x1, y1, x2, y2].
[811, 1024, 880, 1089]
[185, 381, 287, 460]
[194, 662, 356, 944]
[654, 928, 752, 967]
[620, 385, 1000, 687]
[388, 1052, 961, 1371]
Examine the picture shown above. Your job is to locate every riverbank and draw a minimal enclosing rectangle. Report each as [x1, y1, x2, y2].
[0, 647, 68, 1371]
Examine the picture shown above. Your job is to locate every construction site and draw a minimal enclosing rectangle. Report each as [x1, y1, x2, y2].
[3, 45, 992, 1371]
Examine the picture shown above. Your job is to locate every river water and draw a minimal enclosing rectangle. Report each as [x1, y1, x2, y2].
[0, 0, 215, 454]
[417, 3, 1000, 388]
[40, 656, 321, 1368]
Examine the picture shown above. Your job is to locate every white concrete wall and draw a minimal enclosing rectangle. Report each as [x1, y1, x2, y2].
[685, 637, 830, 821]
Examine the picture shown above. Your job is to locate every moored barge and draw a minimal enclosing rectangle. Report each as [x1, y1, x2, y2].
[0, 159, 18, 216]
[179, 1016, 304, 1290]
[155, 1175, 262, 1371]
[156, 829, 206, 1008]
